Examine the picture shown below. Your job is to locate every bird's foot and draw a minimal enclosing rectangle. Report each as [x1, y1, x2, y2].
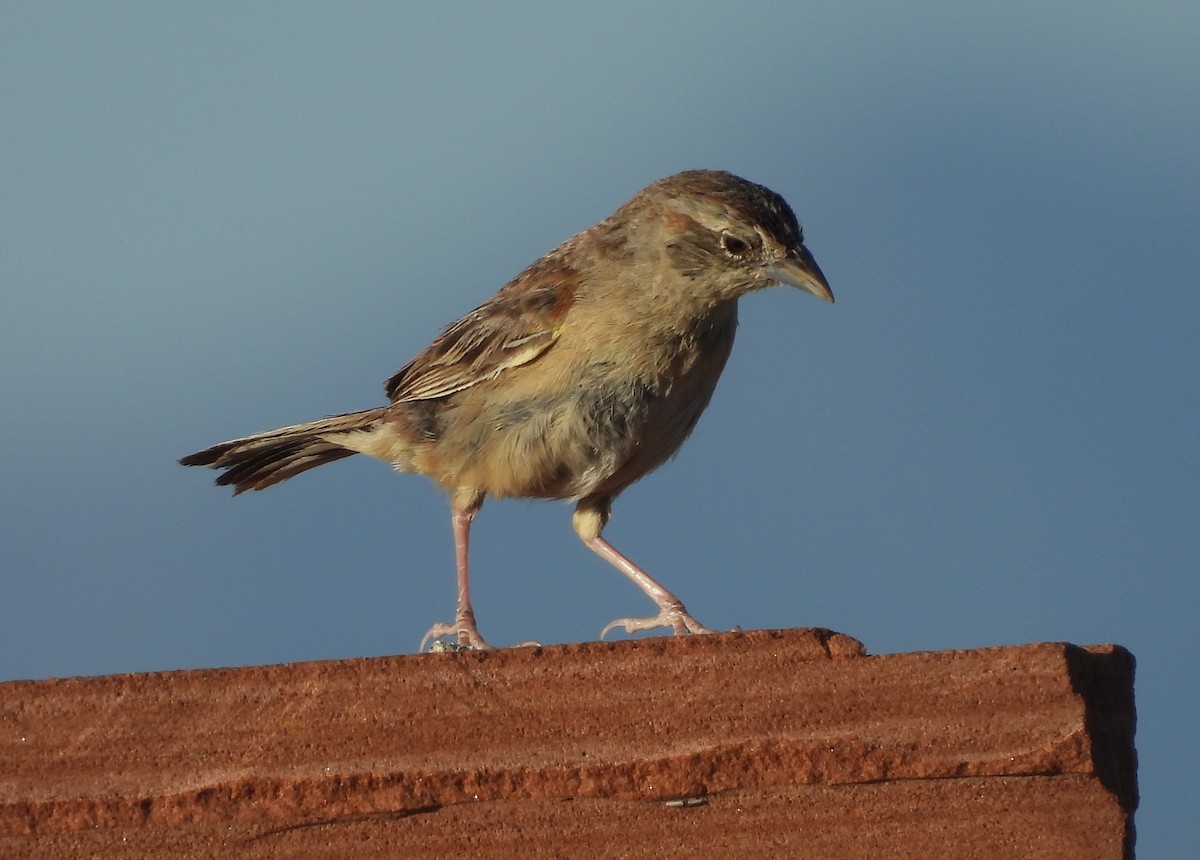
[600, 605, 717, 639]
[420, 619, 493, 652]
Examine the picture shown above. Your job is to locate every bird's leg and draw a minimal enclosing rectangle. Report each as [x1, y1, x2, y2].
[573, 499, 717, 639]
[421, 493, 492, 651]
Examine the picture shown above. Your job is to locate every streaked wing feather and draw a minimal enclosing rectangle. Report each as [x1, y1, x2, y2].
[385, 262, 577, 402]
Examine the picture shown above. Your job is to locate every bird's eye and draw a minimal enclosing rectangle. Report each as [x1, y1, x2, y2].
[720, 233, 750, 256]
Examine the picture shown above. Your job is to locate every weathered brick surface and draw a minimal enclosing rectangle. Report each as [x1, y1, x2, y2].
[0, 629, 1136, 858]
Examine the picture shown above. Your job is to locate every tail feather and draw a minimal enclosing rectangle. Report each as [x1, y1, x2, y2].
[180, 408, 388, 494]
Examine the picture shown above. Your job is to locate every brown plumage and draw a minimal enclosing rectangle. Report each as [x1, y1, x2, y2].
[181, 170, 833, 649]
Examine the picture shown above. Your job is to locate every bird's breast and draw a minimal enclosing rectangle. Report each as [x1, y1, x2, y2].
[416, 304, 739, 502]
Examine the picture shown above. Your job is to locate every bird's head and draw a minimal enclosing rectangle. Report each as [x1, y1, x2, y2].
[631, 170, 833, 306]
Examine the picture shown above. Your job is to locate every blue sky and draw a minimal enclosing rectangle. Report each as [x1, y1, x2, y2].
[2, 2, 1195, 852]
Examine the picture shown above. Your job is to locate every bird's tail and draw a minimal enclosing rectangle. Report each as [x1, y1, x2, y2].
[180, 408, 390, 494]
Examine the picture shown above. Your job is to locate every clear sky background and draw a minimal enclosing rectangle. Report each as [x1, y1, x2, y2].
[2, 2, 1195, 852]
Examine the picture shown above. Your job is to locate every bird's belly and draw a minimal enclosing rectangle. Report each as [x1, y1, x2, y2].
[452, 351, 730, 501]
[402, 305, 738, 502]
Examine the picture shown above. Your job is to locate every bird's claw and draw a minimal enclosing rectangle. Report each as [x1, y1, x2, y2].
[420, 620, 493, 652]
[600, 606, 718, 640]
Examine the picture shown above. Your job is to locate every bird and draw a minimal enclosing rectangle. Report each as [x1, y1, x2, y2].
[180, 169, 833, 650]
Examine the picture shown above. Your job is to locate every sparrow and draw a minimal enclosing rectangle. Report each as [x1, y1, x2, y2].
[181, 169, 833, 650]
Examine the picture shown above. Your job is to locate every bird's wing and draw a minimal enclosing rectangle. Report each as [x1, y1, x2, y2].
[385, 261, 578, 402]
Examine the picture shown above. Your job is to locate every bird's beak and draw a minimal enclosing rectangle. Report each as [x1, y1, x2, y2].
[766, 245, 834, 303]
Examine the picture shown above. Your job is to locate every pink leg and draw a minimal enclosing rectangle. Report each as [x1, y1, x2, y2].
[582, 533, 717, 639]
[420, 509, 492, 651]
